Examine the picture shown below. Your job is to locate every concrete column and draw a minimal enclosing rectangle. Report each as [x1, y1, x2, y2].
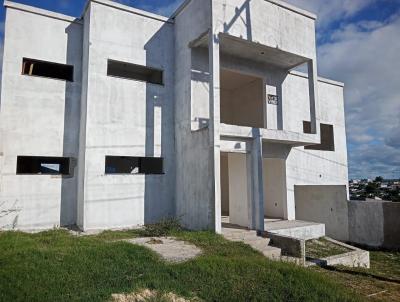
[208, 29, 221, 233]
[250, 129, 265, 233]
[307, 59, 319, 134]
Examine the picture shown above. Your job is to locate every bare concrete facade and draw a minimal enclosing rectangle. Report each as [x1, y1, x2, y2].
[295, 186, 400, 249]
[0, 0, 348, 232]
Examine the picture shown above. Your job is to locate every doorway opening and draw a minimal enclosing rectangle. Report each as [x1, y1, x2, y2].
[263, 158, 286, 219]
[220, 152, 251, 229]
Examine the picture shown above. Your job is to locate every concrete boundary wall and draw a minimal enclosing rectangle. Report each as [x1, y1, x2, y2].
[295, 185, 400, 250]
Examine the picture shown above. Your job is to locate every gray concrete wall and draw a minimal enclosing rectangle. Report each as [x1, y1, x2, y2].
[0, 4, 82, 230]
[213, 0, 316, 59]
[0, 0, 350, 234]
[220, 70, 264, 128]
[228, 153, 250, 227]
[287, 78, 348, 220]
[174, 0, 214, 230]
[79, 1, 176, 230]
[267, 232, 305, 263]
[295, 185, 349, 241]
[349, 200, 400, 250]
[263, 158, 286, 219]
[220, 153, 229, 216]
[295, 185, 400, 249]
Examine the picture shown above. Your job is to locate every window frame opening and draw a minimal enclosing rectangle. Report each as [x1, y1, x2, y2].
[16, 156, 72, 175]
[22, 58, 74, 82]
[105, 156, 164, 175]
[107, 59, 164, 85]
[303, 121, 335, 151]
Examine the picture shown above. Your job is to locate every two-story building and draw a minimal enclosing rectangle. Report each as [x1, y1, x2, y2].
[0, 0, 348, 233]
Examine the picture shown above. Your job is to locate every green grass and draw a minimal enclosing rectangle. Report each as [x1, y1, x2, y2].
[312, 251, 400, 302]
[0, 228, 361, 302]
[306, 237, 352, 259]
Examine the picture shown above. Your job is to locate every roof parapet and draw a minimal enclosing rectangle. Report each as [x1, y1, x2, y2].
[171, 0, 317, 20]
[4, 0, 82, 24]
[85, 0, 173, 23]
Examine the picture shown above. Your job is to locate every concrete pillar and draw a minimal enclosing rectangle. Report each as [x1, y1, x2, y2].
[250, 129, 265, 233]
[208, 29, 221, 233]
[307, 59, 319, 135]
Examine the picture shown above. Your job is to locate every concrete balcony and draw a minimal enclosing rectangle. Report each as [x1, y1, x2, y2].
[220, 123, 320, 147]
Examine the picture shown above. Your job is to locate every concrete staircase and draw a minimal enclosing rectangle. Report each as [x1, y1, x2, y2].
[222, 227, 281, 259]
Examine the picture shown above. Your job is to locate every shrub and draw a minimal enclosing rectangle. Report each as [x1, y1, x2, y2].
[138, 218, 182, 237]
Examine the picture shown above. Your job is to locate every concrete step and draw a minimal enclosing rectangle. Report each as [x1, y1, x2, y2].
[266, 220, 325, 240]
[262, 246, 282, 259]
[222, 227, 281, 260]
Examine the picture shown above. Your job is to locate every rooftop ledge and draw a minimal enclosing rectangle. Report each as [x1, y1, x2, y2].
[4, 0, 82, 23]
[4, 0, 316, 26]
[3, 0, 172, 24]
[172, 0, 317, 20]
[220, 123, 320, 147]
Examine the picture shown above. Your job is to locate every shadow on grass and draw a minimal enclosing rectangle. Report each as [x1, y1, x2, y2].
[321, 265, 400, 284]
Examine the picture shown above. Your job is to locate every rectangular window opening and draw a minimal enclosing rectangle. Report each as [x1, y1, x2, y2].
[105, 156, 164, 175]
[107, 59, 163, 85]
[22, 58, 74, 81]
[303, 121, 335, 151]
[16, 156, 71, 175]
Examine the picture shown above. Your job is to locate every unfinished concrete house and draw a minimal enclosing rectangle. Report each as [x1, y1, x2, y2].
[0, 0, 349, 238]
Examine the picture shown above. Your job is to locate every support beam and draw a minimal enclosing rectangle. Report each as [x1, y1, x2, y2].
[208, 29, 222, 234]
[250, 128, 265, 233]
[307, 59, 319, 135]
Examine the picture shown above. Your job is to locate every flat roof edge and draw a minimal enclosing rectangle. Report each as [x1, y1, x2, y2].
[290, 70, 345, 87]
[4, 0, 82, 24]
[171, 0, 317, 20]
[89, 0, 174, 24]
[170, 0, 192, 19]
[266, 0, 317, 20]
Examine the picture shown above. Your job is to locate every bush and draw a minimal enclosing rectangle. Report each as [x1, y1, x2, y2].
[138, 218, 182, 237]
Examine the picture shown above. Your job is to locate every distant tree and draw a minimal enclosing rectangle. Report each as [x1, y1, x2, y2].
[365, 182, 379, 195]
[374, 176, 384, 183]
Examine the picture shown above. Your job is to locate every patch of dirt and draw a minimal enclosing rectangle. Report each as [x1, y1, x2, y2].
[111, 289, 202, 302]
[125, 237, 202, 263]
[146, 238, 163, 244]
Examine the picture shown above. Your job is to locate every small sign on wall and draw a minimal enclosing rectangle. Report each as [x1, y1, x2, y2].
[267, 94, 279, 105]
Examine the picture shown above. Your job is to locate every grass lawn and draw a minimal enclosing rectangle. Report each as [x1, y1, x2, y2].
[306, 237, 351, 259]
[0, 225, 391, 302]
[312, 250, 400, 302]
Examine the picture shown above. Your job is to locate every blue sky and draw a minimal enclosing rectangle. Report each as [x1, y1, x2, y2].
[0, 0, 399, 179]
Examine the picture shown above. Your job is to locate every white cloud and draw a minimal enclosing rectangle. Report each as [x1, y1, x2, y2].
[285, 0, 377, 28]
[317, 14, 400, 178]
